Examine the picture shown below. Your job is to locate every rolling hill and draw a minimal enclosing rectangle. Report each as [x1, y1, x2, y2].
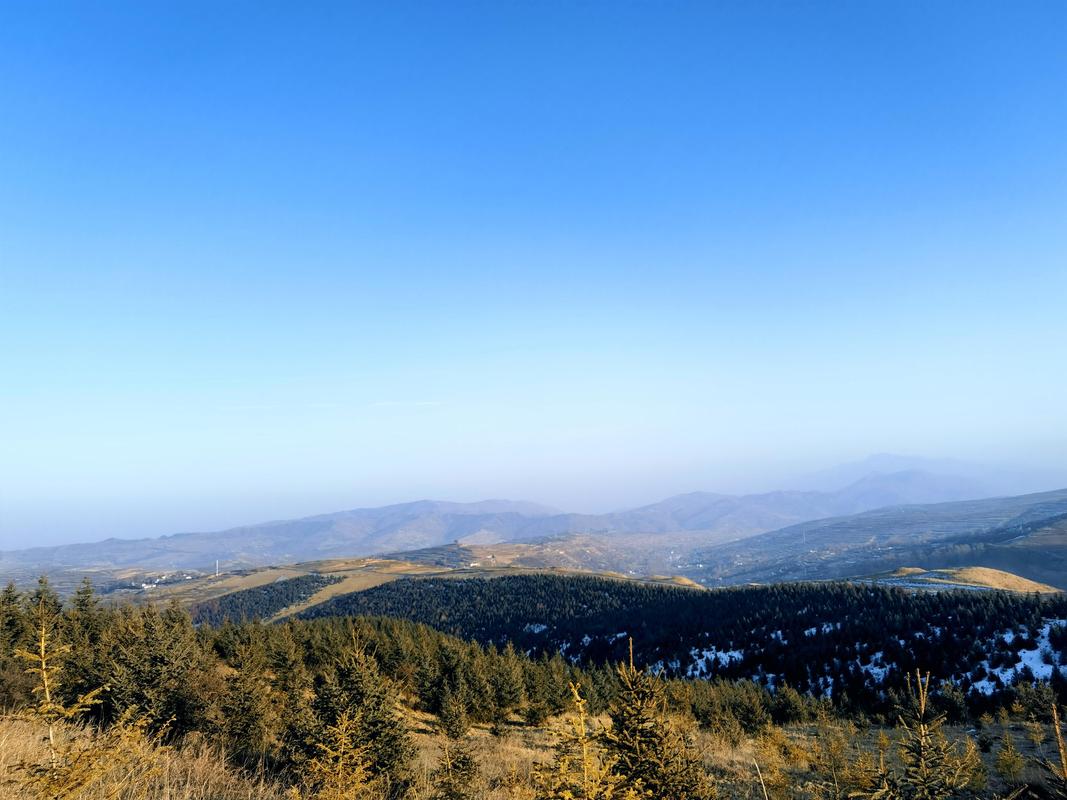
[136, 547, 1057, 628]
[684, 488, 1067, 589]
[858, 566, 1061, 593]
[0, 468, 994, 582]
[294, 574, 1067, 700]
[142, 555, 702, 625]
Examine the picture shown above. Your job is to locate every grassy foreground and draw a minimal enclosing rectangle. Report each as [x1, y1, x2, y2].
[3, 701, 1065, 799]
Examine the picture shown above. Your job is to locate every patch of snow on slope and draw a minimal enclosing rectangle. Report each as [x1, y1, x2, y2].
[860, 651, 889, 683]
[970, 619, 1066, 695]
[686, 646, 744, 678]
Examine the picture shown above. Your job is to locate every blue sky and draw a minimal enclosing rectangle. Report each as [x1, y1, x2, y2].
[2, 2, 1066, 546]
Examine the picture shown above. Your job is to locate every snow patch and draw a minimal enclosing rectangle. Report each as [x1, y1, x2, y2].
[686, 646, 744, 678]
[969, 619, 1067, 695]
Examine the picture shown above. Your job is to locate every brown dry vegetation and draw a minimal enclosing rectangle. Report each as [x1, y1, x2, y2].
[0, 717, 289, 800]
[935, 567, 1061, 594]
[141, 554, 705, 622]
[6, 708, 1065, 800]
[878, 566, 1061, 593]
[3, 580, 1066, 800]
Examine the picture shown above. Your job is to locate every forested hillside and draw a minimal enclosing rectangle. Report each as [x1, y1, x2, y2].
[302, 574, 1067, 711]
[191, 573, 342, 625]
[686, 489, 1067, 588]
[3, 575, 1067, 798]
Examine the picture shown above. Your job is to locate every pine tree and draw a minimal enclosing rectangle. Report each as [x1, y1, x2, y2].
[100, 602, 218, 736]
[430, 740, 480, 800]
[534, 683, 637, 800]
[11, 597, 165, 800]
[439, 686, 471, 739]
[464, 645, 497, 724]
[808, 716, 875, 800]
[0, 580, 32, 706]
[524, 656, 553, 726]
[26, 576, 62, 619]
[59, 578, 106, 714]
[1, 581, 27, 646]
[935, 681, 967, 725]
[271, 624, 319, 770]
[222, 638, 280, 765]
[772, 682, 810, 724]
[869, 671, 983, 800]
[869, 742, 899, 800]
[490, 641, 526, 715]
[602, 644, 713, 800]
[1025, 718, 1046, 748]
[995, 731, 1024, 785]
[312, 643, 414, 800]
[292, 710, 383, 800]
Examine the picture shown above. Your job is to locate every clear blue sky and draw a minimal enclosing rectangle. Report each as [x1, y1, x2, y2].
[2, 2, 1066, 546]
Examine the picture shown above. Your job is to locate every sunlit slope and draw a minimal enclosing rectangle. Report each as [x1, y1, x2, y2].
[863, 566, 1061, 593]
[139, 553, 703, 624]
[686, 489, 1067, 589]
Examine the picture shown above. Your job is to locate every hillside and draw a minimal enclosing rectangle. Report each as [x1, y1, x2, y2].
[0, 499, 560, 574]
[296, 573, 1067, 703]
[155, 546, 1056, 629]
[4, 571, 1065, 800]
[15, 483, 1065, 606]
[0, 469, 996, 580]
[684, 488, 1067, 589]
[180, 559, 1067, 707]
[151, 554, 701, 625]
[862, 566, 1062, 593]
[386, 493, 1067, 591]
[66, 486, 1067, 615]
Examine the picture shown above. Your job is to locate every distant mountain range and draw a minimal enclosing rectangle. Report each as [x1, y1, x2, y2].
[383, 489, 1067, 592]
[0, 467, 997, 574]
[791, 452, 1059, 496]
[686, 487, 1067, 588]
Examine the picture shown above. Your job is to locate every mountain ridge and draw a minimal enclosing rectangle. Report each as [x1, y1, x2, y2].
[0, 468, 994, 573]
[685, 486, 1067, 588]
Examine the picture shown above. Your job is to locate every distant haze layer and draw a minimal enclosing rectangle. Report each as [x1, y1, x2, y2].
[2, 4, 1065, 546]
[0, 465, 1029, 570]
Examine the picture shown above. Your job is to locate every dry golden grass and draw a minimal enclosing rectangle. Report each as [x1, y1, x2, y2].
[878, 566, 1061, 593]
[0, 712, 552, 800]
[413, 728, 544, 800]
[267, 569, 401, 621]
[146, 566, 312, 606]
[5, 712, 1061, 800]
[145, 557, 448, 615]
[930, 567, 1061, 593]
[0, 716, 289, 800]
[142, 549, 708, 622]
[647, 575, 706, 589]
[890, 567, 927, 577]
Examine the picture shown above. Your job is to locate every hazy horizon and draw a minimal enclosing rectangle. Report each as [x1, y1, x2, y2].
[3, 3, 1066, 547]
[3, 451, 1067, 550]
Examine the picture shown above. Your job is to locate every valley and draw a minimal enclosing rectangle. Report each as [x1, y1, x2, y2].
[10, 477, 1065, 604]
[0, 468, 1005, 582]
[4, 477, 1067, 800]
